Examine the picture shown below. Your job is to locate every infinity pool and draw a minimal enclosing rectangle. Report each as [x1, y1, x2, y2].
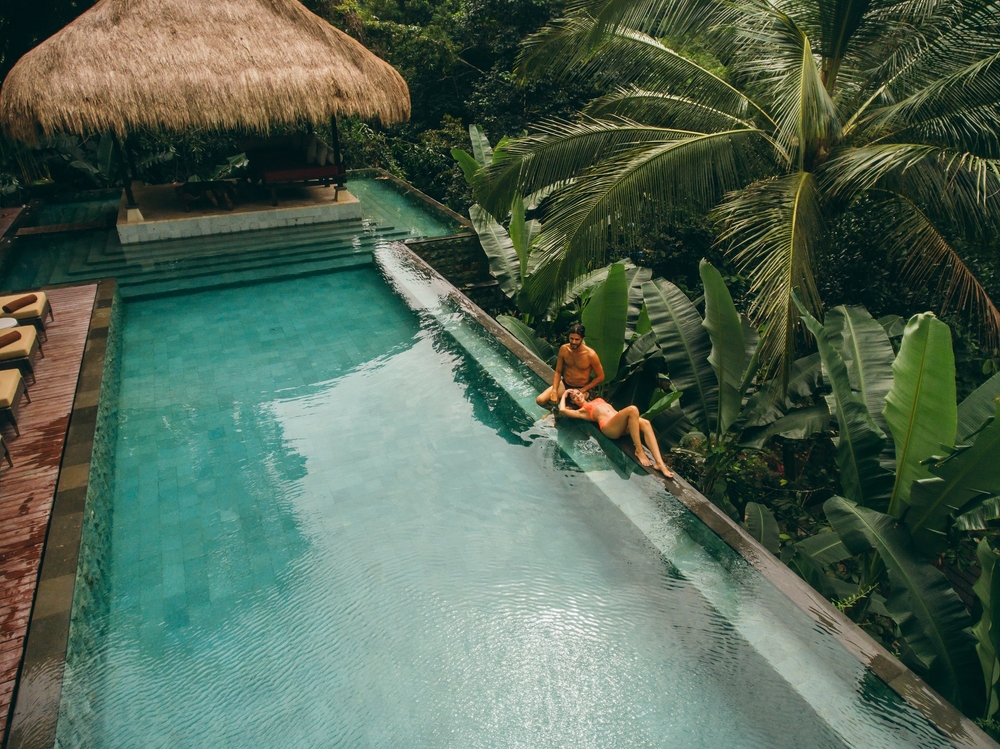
[54, 249, 951, 747]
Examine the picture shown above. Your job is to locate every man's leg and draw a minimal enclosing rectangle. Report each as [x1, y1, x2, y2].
[535, 380, 566, 407]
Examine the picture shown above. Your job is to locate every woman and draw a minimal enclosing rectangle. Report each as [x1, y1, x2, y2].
[558, 389, 673, 477]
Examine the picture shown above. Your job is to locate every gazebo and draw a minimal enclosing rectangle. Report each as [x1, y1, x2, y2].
[0, 0, 410, 232]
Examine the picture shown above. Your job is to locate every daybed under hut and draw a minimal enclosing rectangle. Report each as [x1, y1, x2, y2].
[0, 0, 410, 206]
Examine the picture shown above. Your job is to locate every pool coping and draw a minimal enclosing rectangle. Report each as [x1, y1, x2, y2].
[384, 240, 997, 749]
[3, 279, 117, 749]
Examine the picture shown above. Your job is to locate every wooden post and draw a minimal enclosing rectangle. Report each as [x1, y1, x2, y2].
[330, 116, 343, 169]
[112, 134, 137, 208]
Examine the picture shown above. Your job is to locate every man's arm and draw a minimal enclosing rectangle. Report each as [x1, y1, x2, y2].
[550, 346, 566, 402]
[580, 350, 605, 393]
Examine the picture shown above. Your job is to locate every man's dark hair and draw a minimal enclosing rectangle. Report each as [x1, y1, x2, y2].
[567, 324, 585, 337]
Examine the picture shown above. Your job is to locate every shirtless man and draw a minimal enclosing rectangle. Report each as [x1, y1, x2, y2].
[535, 324, 605, 408]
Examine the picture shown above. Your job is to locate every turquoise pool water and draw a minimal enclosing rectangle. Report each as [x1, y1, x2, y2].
[54, 249, 951, 747]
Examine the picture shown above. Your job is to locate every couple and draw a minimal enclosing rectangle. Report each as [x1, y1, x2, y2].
[535, 324, 673, 477]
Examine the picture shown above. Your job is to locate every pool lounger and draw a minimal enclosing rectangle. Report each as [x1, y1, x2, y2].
[0, 370, 29, 437]
[0, 325, 42, 384]
[0, 292, 54, 341]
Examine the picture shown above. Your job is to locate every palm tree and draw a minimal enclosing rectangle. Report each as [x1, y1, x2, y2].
[474, 0, 1000, 383]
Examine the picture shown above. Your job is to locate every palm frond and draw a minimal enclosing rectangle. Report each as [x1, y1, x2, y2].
[731, 6, 839, 167]
[563, 0, 726, 42]
[475, 117, 695, 219]
[584, 87, 758, 131]
[878, 193, 1000, 354]
[715, 172, 825, 385]
[518, 128, 776, 314]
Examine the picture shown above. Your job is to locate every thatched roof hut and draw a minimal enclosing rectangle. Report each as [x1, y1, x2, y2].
[0, 0, 410, 143]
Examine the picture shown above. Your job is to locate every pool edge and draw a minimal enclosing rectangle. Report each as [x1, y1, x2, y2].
[4, 279, 118, 749]
[380, 239, 996, 749]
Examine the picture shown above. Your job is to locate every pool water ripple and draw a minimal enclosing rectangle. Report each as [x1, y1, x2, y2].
[55, 269, 951, 748]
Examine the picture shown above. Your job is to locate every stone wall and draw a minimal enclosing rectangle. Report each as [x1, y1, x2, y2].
[405, 233, 511, 314]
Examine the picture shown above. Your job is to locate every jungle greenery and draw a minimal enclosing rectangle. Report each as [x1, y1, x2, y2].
[5, 0, 1000, 729]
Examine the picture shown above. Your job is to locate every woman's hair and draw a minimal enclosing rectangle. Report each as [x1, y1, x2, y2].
[563, 390, 583, 409]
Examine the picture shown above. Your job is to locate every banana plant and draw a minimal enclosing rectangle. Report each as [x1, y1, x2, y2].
[789, 300, 1000, 713]
[974, 539, 1000, 720]
[453, 125, 539, 304]
[641, 260, 830, 511]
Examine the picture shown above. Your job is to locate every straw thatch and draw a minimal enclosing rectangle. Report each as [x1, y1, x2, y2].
[0, 0, 410, 142]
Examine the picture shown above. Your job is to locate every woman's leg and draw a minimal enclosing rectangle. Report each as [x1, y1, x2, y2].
[639, 418, 673, 476]
[600, 407, 652, 466]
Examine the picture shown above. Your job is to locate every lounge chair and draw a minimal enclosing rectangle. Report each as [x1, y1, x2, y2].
[0, 325, 42, 384]
[0, 370, 28, 437]
[0, 435, 10, 469]
[0, 292, 54, 341]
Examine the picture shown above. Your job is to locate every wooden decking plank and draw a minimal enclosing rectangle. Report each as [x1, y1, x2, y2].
[0, 285, 97, 738]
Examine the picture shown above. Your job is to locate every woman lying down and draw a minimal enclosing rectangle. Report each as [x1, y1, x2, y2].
[558, 389, 674, 478]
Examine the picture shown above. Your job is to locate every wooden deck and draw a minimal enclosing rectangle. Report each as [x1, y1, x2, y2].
[0, 285, 97, 737]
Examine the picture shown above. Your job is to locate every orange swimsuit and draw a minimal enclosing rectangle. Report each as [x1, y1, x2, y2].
[582, 398, 613, 430]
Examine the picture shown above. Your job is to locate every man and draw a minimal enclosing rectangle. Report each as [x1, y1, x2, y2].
[536, 324, 604, 408]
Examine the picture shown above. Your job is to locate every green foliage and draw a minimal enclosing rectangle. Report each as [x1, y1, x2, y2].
[974, 539, 1000, 720]
[581, 262, 628, 382]
[745, 502, 780, 554]
[884, 314, 957, 515]
[700, 260, 745, 438]
[497, 315, 556, 365]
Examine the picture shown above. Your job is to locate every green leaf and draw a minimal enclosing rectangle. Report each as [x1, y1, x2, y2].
[642, 278, 716, 436]
[470, 205, 521, 299]
[627, 267, 653, 332]
[508, 197, 530, 283]
[739, 403, 830, 449]
[546, 260, 637, 318]
[744, 502, 780, 554]
[496, 316, 556, 366]
[883, 313, 957, 516]
[825, 305, 896, 453]
[636, 303, 652, 337]
[953, 495, 1000, 533]
[451, 148, 481, 185]
[973, 539, 1000, 719]
[581, 263, 629, 383]
[793, 530, 851, 567]
[642, 390, 683, 420]
[824, 497, 978, 709]
[958, 372, 1000, 444]
[795, 293, 892, 508]
[700, 259, 745, 437]
[469, 124, 493, 168]
[879, 314, 906, 338]
[907, 403, 1000, 551]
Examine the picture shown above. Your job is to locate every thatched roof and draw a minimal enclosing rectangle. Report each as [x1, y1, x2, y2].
[0, 0, 410, 142]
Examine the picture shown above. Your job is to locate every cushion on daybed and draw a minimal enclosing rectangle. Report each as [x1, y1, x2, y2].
[2, 295, 36, 313]
[0, 370, 21, 408]
[0, 292, 47, 320]
[0, 326, 35, 360]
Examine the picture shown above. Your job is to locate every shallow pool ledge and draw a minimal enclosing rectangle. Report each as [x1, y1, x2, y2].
[380, 239, 996, 749]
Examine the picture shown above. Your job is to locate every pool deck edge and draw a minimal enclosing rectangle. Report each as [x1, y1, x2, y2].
[384, 240, 996, 749]
[4, 279, 116, 749]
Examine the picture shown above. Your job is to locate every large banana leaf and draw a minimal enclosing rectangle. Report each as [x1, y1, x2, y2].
[627, 267, 653, 332]
[643, 390, 683, 420]
[907, 403, 1000, 552]
[825, 497, 979, 709]
[884, 313, 957, 516]
[745, 502, 780, 554]
[469, 124, 493, 168]
[954, 495, 1000, 532]
[497, 316, 556, 365]
[581, 263, 629, 383]
[508, 197, 539, 283]
[793, 530, 851, 566]
[825, 305, 896, 458]
[452, 148, 481, 184]
[546, 260, 637, 318]
[973, 538, 1000, 719]
[796, 295, 892, 508]
[642, 277, 716, 436]
[470, 205, 521, 299]
[958, 372, 1000, 444]
[700, 260, 745, 437]
[739, 353, 822, 430]
[739, 403, 830, 449]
